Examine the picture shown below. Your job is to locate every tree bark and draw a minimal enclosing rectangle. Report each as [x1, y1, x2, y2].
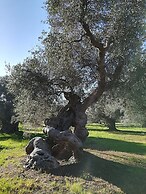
[24, 137, 59, 171]
[44, 92, 89, 143]
[24, 127, 83, 171]
[105, 118, 117, 131]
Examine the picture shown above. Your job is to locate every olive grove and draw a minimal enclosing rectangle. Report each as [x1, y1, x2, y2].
[8, 0, 145, 171]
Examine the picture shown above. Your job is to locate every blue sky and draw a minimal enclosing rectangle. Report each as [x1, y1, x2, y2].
[0, 0, 48, 76]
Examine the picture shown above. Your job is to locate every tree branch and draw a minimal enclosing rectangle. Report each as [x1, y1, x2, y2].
[82, 49, 106, 110]
[61, 34, 87, 46]
[81, 21, 104, 50]
[79, 22, 106, 110]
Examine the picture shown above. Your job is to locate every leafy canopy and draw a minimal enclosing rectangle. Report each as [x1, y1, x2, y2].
[8, 0, 145, 123]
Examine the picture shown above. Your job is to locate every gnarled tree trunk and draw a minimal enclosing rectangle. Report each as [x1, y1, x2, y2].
[104, 117, 117, 131]
[24, 93, 88, 171]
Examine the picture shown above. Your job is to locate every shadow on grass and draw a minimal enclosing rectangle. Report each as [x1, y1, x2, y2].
[85, 137, 146, 155]
[1, 130, 146, 193]
[115, 130, 146, 136]
[51, 151, 146, 194]
[0, 132, 45, 142]
[0, 145, 4, 151]
[0, 144, 10, 151]
[50, 136, 146, 193]
[0, 132, 24, 142]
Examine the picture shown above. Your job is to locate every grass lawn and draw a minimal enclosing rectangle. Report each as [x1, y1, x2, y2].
[0, 124, 146, 194]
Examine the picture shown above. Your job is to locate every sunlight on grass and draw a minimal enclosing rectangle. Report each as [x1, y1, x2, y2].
[87, 124, 146, 144]
[0, 177, 39, 194]
[0, 124, 146, 194]
[0, 148, 25, 166]
[70, 183, 84, 193]
[0, 133, 28, 166]
[65, 179, 88, 194]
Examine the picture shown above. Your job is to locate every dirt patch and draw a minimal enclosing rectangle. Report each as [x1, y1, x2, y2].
[1, 149, 146, 194]
[0, 154, 124, 194]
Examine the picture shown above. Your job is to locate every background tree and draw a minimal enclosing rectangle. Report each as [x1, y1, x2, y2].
[0, 76, 19, 133]
[87, 91, 125, 131]
[88, 47, 146, 129]
[122, 50, 146, 126]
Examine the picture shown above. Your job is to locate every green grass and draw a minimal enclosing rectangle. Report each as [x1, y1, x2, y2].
[0, 124, 146, 194]
[0, 177, 39, 194]
[0, 133, 29, 167]
[85, 130, 146, 155]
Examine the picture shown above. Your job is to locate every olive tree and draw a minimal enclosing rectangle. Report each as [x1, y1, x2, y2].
[123, 51, 146, 126]
[87, 91, 125, 131]
[0, 77, 19, 133]
[8, 0, 145, 170]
